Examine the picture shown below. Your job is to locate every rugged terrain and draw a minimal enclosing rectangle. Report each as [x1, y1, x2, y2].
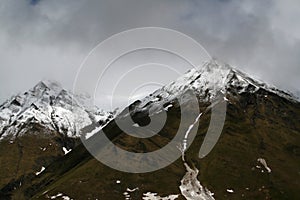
[0, 61, 299, 200]
[0, 81, 114, 198]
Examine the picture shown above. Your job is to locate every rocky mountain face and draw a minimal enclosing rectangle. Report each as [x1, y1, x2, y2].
[0, 80, 114, 140]
[0, 81, 114, 195]
[132, 61, 296, 114]
[0, 61, 300, 200]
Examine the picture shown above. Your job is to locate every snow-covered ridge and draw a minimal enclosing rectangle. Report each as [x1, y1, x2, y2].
[135, 60, 298, 113]
[0, 80, 114, 140]
[227, 66, 298, 102]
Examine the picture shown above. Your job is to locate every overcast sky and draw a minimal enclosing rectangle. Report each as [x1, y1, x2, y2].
[0, 0, 299, 109]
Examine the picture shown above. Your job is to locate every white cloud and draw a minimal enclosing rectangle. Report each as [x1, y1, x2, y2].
[0, 0, 299, 105]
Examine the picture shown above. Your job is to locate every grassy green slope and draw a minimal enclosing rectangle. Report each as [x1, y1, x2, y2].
[3, 89, 300, 200]
[0, 124, 79, 199]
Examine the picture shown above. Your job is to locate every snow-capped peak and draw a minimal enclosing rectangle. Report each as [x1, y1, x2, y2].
[0, 80, 114, 140]
[135, 60, 297, 112]
[33, 80, 63, 95]
[161, 61, 231, 97]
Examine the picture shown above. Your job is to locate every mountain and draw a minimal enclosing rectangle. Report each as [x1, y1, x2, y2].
[134, 61, 297, 113]
[1, 61, 300, 200]
[0, 80, 114, 140]
[0, 81, 114, 194]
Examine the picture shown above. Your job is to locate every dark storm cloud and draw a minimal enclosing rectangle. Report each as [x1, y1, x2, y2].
[0, 0, 299, 105]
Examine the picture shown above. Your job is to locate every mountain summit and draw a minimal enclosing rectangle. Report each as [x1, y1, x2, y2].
[0, 80, 114, 140]
[0, 61, 300, 200]
[133, 60, 297, 116]
[0, 80, 115, 192]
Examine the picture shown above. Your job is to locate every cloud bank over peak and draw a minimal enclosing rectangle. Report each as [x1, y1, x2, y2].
[0, 0, 299, 105]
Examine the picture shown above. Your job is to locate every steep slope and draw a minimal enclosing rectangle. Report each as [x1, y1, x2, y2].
[134, 61, 296, 115]
[2, 61, 300, 200]
[0, 80, 114, 139]
[0, 81, 114, 194]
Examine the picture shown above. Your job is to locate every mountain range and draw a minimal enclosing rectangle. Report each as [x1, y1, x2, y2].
[0, 60, 299, 200]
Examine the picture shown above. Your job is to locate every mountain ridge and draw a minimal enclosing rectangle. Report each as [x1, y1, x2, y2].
[0, 80, 114, 140]
[0, 60, 297, 141]
[0, 60, 299, 199]
[153, 60, 297, 101]
[131, 60, 298, 119]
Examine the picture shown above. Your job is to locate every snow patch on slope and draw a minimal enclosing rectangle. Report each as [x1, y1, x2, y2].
[35, 166, 45, 176]
[257, 158, 272, 173]
[62, 147, 72, 155]
[179, 162, 215, 200]
[142, 192, 179, 200]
